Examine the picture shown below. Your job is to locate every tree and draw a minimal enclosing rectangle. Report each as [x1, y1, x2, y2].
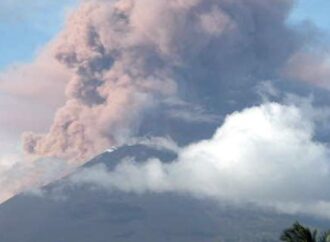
[280, 222, 330, 242]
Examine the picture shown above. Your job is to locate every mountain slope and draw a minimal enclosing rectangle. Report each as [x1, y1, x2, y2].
[0, 144, 328, 242]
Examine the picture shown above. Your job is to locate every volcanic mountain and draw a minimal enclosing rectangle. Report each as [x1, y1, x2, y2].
[0, 144, 327, 242]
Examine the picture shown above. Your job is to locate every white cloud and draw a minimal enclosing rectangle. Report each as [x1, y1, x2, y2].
[71, 102, 330, 218]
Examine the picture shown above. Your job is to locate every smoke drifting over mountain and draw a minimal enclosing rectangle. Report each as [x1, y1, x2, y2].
[21, 0, 302, 163]
[1, 0, 330, 215]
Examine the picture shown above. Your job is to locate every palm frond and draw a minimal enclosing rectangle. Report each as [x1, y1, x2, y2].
[280, 222, 318, 242]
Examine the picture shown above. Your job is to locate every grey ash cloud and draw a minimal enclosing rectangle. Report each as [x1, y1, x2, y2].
[21, 0, 306, 163]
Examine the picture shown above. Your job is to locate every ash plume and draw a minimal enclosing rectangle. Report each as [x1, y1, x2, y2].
[22, 0, 302, 164]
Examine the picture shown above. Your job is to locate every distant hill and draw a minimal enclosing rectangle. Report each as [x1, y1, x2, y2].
[0, 144, 328, 242]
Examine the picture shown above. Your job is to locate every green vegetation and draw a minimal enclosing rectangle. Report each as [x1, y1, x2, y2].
[280, 222, 330, 242]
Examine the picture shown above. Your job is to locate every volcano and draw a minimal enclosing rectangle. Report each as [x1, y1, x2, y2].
[0, 144, 328, 242]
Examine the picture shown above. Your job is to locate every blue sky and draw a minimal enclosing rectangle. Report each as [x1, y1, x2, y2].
[0, 0, 329, 71]
[0, 0, 77, 70]
[290, 0, 330, 30]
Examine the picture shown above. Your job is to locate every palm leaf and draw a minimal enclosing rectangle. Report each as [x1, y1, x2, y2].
[280, 222, 317, 242]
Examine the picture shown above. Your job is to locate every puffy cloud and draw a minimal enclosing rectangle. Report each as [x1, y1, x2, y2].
[71, 102, 330, 218]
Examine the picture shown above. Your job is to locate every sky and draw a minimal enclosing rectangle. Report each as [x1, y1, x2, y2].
[2, 0, 330, 223]
[0, 0, 77, 70]
[290, 0, 330, 31]
[0, 0, 329, 71]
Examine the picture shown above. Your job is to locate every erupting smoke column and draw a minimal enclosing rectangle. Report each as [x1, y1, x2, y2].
[22, 1, 179, 163]
[22, 0, 299, 164]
